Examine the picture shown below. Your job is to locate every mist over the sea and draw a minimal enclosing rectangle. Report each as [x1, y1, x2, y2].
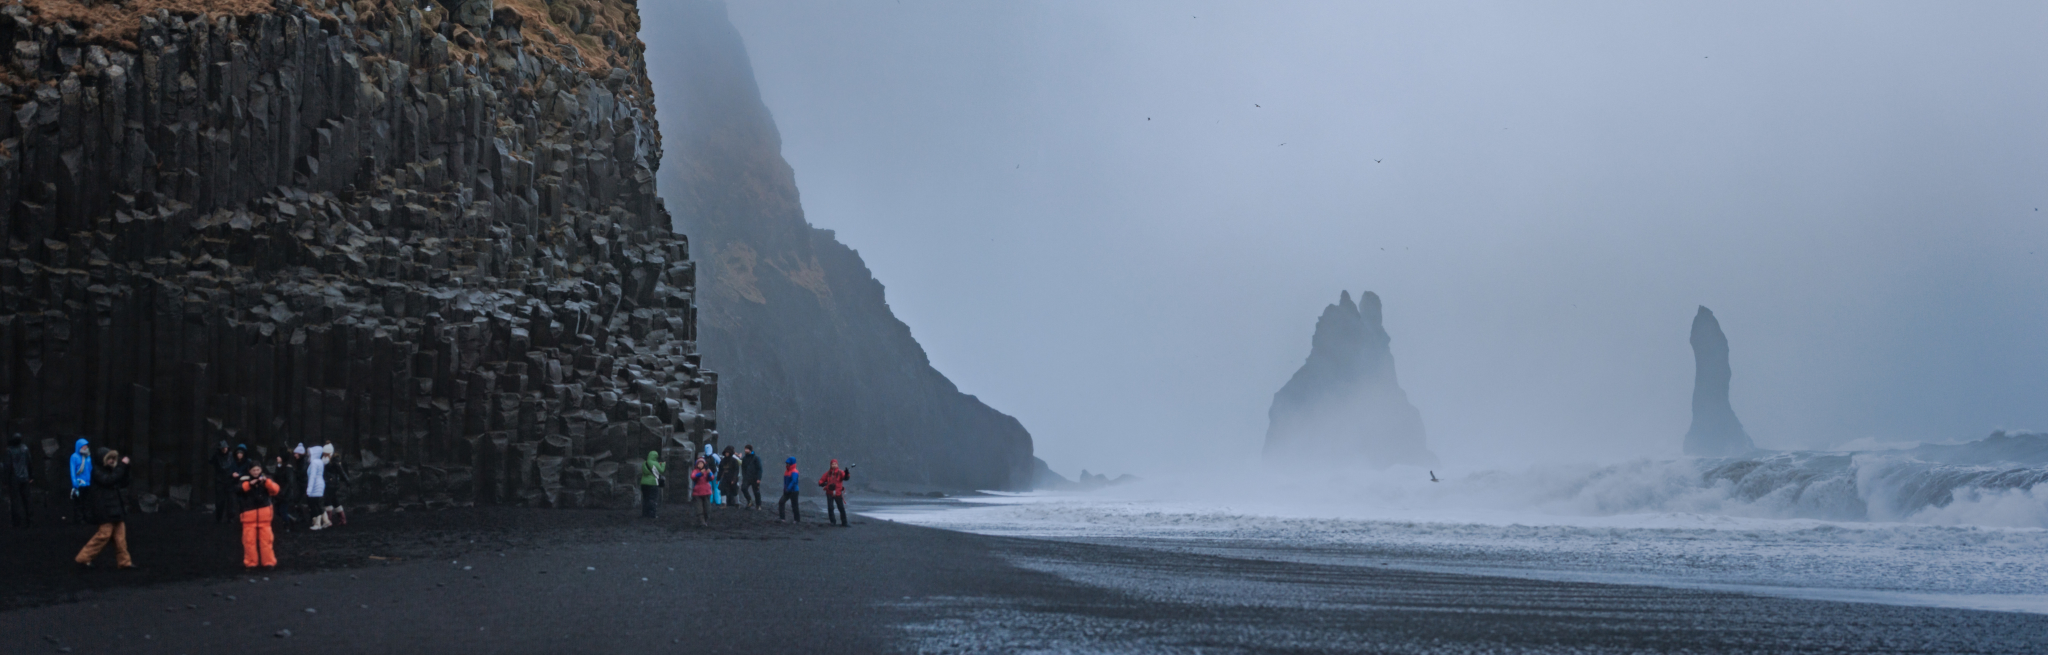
[661, 1, 2048, 479]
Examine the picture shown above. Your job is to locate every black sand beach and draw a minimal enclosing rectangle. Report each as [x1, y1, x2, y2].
[2, 499, 2045, 654]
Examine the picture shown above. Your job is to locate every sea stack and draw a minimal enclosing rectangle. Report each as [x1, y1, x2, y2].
[1684, 306, 1757, 457]
[1263, 291, 1437, 468]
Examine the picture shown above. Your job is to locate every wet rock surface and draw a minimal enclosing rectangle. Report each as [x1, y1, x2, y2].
[0, 0, 714, 511]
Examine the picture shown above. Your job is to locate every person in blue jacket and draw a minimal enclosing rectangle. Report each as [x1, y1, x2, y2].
[69, 438, 92, 524]
[777, 457, 802, 522]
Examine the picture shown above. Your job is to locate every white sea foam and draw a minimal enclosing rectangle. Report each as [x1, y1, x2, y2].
[873, 452, 2048, 614]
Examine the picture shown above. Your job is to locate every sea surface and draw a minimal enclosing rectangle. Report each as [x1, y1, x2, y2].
[873, 444, 2048, 615]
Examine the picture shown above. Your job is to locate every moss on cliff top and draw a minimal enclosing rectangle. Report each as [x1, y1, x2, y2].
[17, 0, 642, 75]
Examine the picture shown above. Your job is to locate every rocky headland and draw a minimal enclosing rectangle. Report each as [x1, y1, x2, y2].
[655, 0, 1037, 490]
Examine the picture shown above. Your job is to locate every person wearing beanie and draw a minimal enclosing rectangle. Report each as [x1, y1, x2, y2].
[237, 462, 281, 569]
[689, 457, 714, 527]
[818, 459, 852, 527]
[777, 457, 802, 522]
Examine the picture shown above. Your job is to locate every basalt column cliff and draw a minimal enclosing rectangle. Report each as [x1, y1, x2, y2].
[656, 1, 1037, 490]
[0, 0, 715, 511]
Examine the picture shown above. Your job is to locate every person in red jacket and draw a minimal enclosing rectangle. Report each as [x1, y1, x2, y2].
[689, 457, 714, 527]
[818, 459, 852, 527]
[237, 462, 281, 569]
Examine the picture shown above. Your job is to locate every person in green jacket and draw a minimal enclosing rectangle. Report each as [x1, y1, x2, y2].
[639, 451, 667, 519]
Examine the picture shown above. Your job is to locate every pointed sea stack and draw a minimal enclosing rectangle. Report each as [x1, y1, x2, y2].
[1263, 291, 1438, 468]
[1684, 306, 1757, 457]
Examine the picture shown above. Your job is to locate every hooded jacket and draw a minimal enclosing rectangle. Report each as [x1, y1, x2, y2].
[306, 456, 327, 498]
[818, 461, 850, 498]
[68, 439, 92, 491]
[741, 451, 763, 483]
[639, 452, 667, 486]
[783, 460, 800, 493]
[90, 461, 130, 523]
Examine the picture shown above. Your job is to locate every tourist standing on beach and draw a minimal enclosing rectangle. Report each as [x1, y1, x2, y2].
[269, 454, 299, 533]
[5, 434, 32, 527]
[68, 438, 92, 524]
[238, 462, 280, 569]
[719, 447, 741, 507]
[320, 443, 350, 527]
[778, 457, 802, 522]
[740, 446, 763, 510]
[690, 457, 714, 527]
[819, 459, 852, 527]
[75, 450, 134, 570]
[704, 445, 722, 506]
[305, 447, 328, 530]
[639, 451, 666, 518]
[211, 442, 239, 523]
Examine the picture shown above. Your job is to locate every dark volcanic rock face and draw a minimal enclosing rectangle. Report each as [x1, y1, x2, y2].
[0, 0, 714, 510]
[1684, 306, 1755, 457]
[657, 1, 1035, 490]
[1264, 291, 1436, 468]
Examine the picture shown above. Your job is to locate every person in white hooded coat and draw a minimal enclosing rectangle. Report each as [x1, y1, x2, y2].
[305, 450, 328, 530]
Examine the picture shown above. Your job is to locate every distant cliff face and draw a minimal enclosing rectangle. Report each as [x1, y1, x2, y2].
[1, 0, 714, 510]
[1684, 306, 1756, 457]
[657, 1, 1035, 489]
[1264, 291, 1437, 468]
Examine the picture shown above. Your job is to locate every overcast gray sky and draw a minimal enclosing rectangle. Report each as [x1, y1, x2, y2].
[663, 1, 2048, 478]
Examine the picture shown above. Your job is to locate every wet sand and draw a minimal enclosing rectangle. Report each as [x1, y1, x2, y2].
[2, 499, 2044, 653]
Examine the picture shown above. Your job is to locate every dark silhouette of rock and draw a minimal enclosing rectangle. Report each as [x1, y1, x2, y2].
[657, 1, 1035, 490]
[1264, 291, 1436, 467]
[0, 1, 711, 511]
[1684, 306, 1756, 457]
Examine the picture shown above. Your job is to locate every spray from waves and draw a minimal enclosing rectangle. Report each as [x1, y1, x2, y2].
[1185, 431, 2048, 529]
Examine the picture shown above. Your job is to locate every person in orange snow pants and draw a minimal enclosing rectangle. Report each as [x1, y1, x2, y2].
[237, 463, 281, 569]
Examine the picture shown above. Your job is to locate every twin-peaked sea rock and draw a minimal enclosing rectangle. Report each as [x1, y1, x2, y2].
[1264, 291, 1437, 468]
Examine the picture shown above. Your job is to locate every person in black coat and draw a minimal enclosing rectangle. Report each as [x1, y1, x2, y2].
[74, 450, 134, 569]
[718, 447, 742, 508]
[4, 434, 32, 527]
[211, 442, 240, 523]
[739, 445, 764, 510]
[269, 454, 300, 532]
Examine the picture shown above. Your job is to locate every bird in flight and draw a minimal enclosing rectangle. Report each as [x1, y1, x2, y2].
[1255, 104, 1261, 107]
[1429, 471, 1439, 483]
[1375, 159, 1382, 163]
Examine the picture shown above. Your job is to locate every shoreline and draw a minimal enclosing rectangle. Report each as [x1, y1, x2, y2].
[2, 501, 2045, 653]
